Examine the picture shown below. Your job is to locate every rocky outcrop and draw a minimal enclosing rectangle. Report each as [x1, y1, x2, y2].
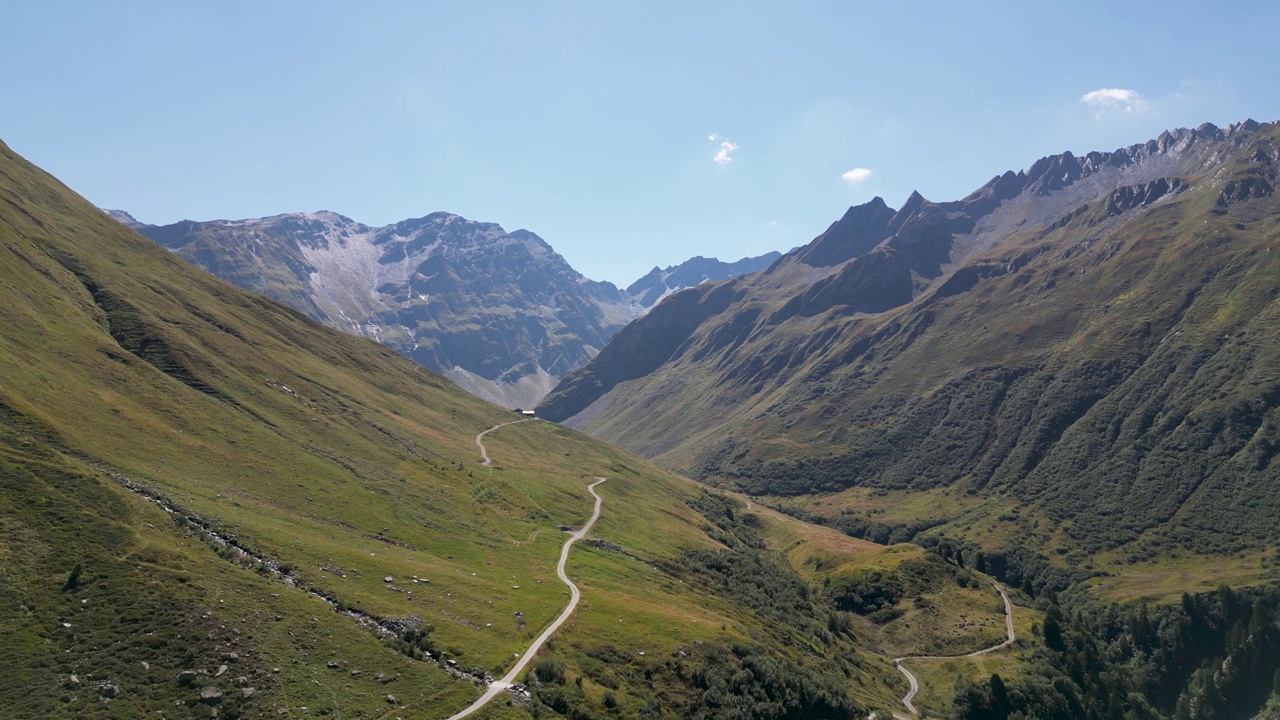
[1217, 176, 1274, 209]
[1105, 177, 1188, 216]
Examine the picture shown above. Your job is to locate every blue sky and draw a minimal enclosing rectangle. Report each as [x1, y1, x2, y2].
[3, 1, 1278, 286]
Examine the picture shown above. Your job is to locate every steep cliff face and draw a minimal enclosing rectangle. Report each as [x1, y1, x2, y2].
[539, 120, 1280, 556]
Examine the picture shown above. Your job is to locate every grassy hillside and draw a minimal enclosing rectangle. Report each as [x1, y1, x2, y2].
[0, 139, 1030, 718]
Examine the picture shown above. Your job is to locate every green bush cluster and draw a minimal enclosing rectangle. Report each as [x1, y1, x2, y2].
[828, 556, 963, 616]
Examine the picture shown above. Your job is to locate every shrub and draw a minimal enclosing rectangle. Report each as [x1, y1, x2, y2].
[61, 563, 83, 592]
[532, 656, 566, 685]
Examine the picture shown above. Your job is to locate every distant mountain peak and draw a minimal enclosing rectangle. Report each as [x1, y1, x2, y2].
[125, 208, 633, 407]
[121, 205, 777, 407]
[624, 251, 782, 309]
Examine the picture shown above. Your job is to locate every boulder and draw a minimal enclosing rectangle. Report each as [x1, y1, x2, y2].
[200, 686, 224, 704]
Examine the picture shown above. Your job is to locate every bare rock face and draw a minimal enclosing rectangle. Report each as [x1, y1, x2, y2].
[1217, 176, 1274, 209]
[1105, 178, 1188, 216]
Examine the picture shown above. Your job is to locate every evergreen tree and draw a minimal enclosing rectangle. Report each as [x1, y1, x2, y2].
[1043, 605, 1066, 652]
[61, 563, 82, 592]
[989, 674, 1012, 719]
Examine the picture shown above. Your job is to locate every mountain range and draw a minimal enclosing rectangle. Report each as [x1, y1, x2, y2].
[112, 210, 777, 408]
[540, 119, 1280, 584]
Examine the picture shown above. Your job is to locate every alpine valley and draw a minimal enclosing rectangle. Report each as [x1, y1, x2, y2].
[2, 115, 1279, 720]
[2, 138, 1027, 719]
[112, 210, 778, 408]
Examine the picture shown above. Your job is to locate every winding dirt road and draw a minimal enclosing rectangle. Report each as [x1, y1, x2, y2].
[474, 419, 531, 467]
[891, 576, 1015, 719]
[444, 423, 607, 720]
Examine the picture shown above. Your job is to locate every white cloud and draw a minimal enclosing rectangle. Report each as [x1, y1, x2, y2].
[840, 167, 872, 184]
[1080, 88, 1147, 116]
[711, 137, 738, 167]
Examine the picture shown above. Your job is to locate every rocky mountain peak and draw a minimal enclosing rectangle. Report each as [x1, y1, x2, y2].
[952, 120, 1268, 220]
[1225, 118, 1261, 135]
[249, 211, 368, 251]
[886, 190, 930, 234]
[794, 196, 896, 268]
